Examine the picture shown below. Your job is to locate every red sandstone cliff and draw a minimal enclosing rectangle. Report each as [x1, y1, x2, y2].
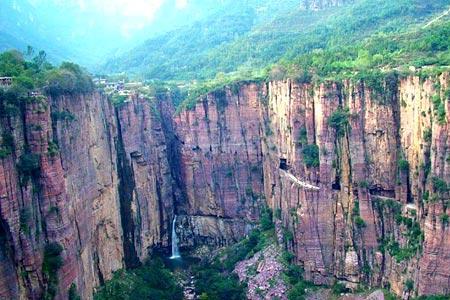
[0, 73, 449, 299]
[173, 74, 449, 296]
[173, 85, 265, 247]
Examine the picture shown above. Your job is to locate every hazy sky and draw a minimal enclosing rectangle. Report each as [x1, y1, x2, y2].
[25, 0, 190, 38]
[1, 0, 229, 65]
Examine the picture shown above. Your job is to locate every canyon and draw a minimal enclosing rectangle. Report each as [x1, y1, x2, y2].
[0, 73, 449, 299]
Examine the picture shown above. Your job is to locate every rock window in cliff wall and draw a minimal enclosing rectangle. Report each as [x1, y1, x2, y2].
[279, 158, 288, 170]
[332, 181, 341, 191]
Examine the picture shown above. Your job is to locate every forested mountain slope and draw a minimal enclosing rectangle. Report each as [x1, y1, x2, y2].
[101, 0, 450, 80]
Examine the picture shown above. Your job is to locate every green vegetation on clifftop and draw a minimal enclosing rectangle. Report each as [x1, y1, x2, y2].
[0, 49, 93, 104]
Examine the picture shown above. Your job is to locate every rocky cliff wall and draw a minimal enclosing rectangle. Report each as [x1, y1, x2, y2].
[51, 93, 123, 299]
[115, 94, 177, 265]
[259, 74, 449, 296]
[173, 84, 265, 248]
[174, 73, 449, 296]
[0, 89, 261, 299]
[0, 92, 124, 300]
[0, 72, 449, 299]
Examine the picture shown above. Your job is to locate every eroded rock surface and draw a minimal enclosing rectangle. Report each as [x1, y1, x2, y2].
[0, 73, 449, 299]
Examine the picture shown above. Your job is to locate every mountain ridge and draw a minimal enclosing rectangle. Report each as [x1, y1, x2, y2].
[100, 0, 450, 80]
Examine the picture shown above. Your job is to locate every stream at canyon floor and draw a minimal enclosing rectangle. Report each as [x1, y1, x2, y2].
[162, 255, 201, 300]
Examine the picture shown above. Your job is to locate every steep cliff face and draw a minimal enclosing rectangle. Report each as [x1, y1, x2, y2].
[175, 73, 449, 296]
[115, 95, 175, 263]
[400, 75, 450, 296]
[0, 89, 257, 299]
[173, 84, 265, 247]
[0, 92, 124, 299]
[260, 74, 448, 296]
[0, 72, 449, 299]
[51, 93, 123, 298]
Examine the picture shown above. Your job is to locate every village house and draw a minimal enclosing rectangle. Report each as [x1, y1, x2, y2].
[0, 77, 13, 88]
[28, 90, 42, 97]
[93, 78, 107, 85]
[105, 80, 125, 91]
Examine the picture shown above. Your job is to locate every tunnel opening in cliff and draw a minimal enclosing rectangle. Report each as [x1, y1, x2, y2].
[279, 158, 288, 170]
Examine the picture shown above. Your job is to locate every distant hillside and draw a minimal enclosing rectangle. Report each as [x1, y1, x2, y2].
[0, 0, 249, 68]
[101, 0, 450, 80]
[0, 0, 77, 64]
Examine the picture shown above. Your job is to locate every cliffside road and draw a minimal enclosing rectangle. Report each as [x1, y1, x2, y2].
[280, 170, 320, 190]
[423, 8, 450, 28]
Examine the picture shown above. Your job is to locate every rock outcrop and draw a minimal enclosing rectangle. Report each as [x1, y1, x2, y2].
[0, 93, 123, 299]
[259, 74, 449, 296]
[0, 72, 449, 299]
[0, 89, 263, 299]
[173, 73, 450, 297]
[173, 85, 265, 248]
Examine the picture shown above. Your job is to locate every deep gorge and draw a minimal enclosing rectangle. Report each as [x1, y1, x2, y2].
[0, 73, 449, 299]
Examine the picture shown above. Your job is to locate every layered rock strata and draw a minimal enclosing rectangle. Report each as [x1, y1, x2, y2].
[0, 72, 449, 299]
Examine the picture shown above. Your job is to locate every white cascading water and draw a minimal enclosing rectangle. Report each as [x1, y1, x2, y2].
[170, 215, 181, 259]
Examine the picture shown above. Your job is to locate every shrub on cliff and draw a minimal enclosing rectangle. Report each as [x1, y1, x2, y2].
[445, 88, 450, 101]
[222, 229, 265, 271]
[332, 282, 350, 295]
[328, 108, 350, 137]
[423, 128, 433, 144]
[354, 216, 367, 229]
[17, 153, 41, 185]
[440, 214, 449, 225]
[51, 110, 76, 122]
[19, 208, 31, 235]
[47, 141, 59, 157]
[42, 242, 64, 300]
[404, 279, 414, 292]
[432, 176, 448, 194]
[432, 94, 447, 125]
[260, 207, 274, 231]
[0, 132, 14, 159]
[398, 159, 410, 173]
[68, 284, 81, 300]
[43, 243, 64, 274]
[302, 144, 320, 168]
[387, 214, 423, 262]
[297, 127, 308, 145]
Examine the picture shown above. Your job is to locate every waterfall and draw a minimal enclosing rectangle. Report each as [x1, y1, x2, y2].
[170, 215, 181, 259]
